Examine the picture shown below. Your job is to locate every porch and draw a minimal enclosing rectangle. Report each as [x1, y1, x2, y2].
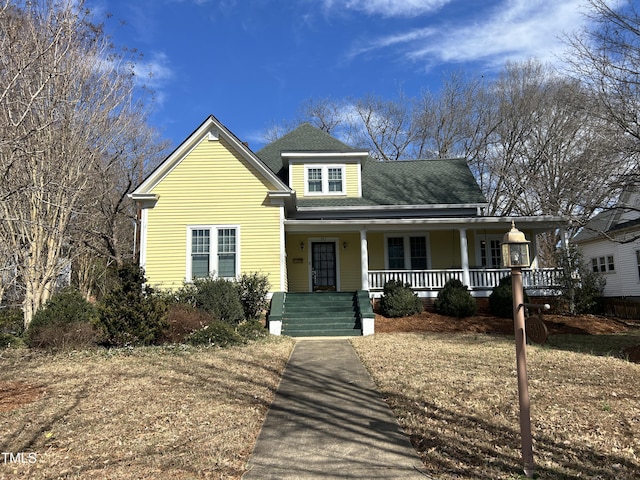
[284, 219, 567, 296]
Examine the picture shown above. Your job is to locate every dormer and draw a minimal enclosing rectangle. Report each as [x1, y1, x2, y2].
[283, 151, 367, 198]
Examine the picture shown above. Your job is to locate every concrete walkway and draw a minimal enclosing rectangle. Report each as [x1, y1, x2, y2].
[242, 339, 431, 479]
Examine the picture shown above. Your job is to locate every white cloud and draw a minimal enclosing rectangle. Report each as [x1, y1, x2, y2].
[347, 0, 589, 70]
[321, 0, 452, 17]
[133, 52, 174, 89]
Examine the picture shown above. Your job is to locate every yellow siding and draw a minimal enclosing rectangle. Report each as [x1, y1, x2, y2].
[367, 234, 386, 270]
[339, 233, 362, 290]
[286, 234, 308, 292]
[344, 163, 360, 197]
[144, 136, 282, 290]
[430, 231, 461, 268]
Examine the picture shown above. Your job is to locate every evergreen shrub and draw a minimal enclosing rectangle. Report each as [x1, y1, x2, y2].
[489, 275, 529, 318]
[26, 288, 102, 349]
[379, 280, 423, 317]
[237, 319, 267, 342]
[435, 279, 477, 318]
[192, 277, 244, 325]
[236, 272, 270, 320]
[97, 263, 168, 347]
[0, 307, 24, 337]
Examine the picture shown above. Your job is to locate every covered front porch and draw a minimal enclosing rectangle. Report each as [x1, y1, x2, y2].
[283, 217, 566, 297]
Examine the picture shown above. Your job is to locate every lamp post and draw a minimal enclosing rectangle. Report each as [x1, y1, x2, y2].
[501, 222, 534, 478]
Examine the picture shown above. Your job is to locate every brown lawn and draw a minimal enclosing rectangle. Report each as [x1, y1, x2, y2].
[1, 313, 638, 479]
[353, 312, 640, 479]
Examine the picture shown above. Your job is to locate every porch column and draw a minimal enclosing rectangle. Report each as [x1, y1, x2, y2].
[459, 228, 471, 287]
[360, 229, 369, 290]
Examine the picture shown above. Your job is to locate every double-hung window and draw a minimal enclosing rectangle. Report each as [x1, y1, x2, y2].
[386, 235, 429, 269]
[305, 165, 344, 195]
[591, 255, 615, 273]
[188, 226, 239, 280]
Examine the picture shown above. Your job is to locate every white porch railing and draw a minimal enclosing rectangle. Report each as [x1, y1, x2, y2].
[368, 268, 563, 292]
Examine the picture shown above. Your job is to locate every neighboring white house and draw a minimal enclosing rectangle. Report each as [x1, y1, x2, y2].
[573, 190, 640, 298]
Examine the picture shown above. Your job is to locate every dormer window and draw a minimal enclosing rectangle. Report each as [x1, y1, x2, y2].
[305, 165, 345, 195]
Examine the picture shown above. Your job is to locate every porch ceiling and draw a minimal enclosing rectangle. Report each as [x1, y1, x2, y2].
[283, 215, 567, 233]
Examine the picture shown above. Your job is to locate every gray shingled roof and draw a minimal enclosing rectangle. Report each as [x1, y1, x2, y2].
[256, 123, 487, 207]
[257, 123, 360, 181]
[362, 158, 486, 205]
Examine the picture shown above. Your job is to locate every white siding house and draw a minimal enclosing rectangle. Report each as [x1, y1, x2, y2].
[574, 190, 640, 298]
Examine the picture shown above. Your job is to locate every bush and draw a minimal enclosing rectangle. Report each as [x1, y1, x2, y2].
[236, 272, 270, 320]
[161, 304, 214, 344]
[26, 288, 102, 349]
[186, 321, 242, 347]
[379, 280, 423, 318]
[237, 319, 268, 342]
[489, 275, 529, 318]
[192, 277, 244, 325]
[97, 263, 168, 347]
[554, 246, 605, 314]
[0, 307, 24, 337]
[0, 333, 25, 349]
[435, 279, 477, 318]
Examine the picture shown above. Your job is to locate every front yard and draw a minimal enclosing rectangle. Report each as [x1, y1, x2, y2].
[353, 313, 640, 479]
[0, 338, 294, 479]
[1, 313, 639, 479]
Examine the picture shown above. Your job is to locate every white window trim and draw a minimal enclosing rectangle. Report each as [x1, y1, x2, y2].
[591, 255, 615, 273]
[383, 233, 431, 270]
[304, 164, 345, 196]
[186, 225, 240, 281]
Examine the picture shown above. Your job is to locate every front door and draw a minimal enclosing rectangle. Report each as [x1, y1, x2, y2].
[312, 242, 336, 291]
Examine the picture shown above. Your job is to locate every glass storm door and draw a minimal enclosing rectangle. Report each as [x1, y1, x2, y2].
[311, 242, 336, 291]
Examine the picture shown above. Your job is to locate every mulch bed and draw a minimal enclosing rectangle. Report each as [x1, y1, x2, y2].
[374, 311, 640, 362]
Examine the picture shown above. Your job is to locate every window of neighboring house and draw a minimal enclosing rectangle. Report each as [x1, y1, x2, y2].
[480, 238, 502, 268]
[188, 226, 238, 280]
[591, 255, 615, 273]
[305, 165, 345, 195]
[386, 235, 429, 269]
[636, 250, 640, 280]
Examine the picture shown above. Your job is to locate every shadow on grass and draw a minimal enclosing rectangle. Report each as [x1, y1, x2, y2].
[385, 393, 640, 479]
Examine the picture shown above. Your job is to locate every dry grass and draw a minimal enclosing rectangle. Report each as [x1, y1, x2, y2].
[351, 332, 640, 479]
[0, 338, 294, 480]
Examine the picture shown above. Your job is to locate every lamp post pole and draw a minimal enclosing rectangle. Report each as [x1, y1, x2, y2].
[511, 267, 535, 478]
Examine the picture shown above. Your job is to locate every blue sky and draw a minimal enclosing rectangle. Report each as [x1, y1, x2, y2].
[91, 0, 595, 151]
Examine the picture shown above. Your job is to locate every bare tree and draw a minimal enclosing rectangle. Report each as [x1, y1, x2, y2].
[0, 0, 163, 327]
[563, 0, 640, 223]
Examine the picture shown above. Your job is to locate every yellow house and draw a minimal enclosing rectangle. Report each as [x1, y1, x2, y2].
[131, 115, 566, 336]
